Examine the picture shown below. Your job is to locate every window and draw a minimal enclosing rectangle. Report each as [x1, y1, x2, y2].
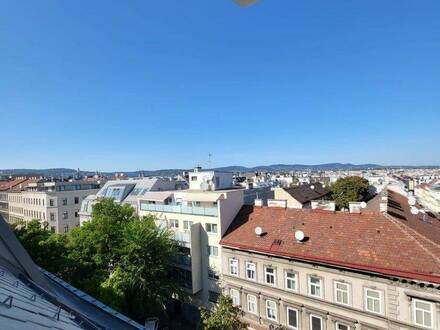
[206, 223, 218, 234]
[287, 307, 298, 329]
[229, 258, 238, 276]
[266, 300, 277, 321]
[63, 225, 69, 233]
[183, 220, 193, 231]
[74, 197, 79, 204]
[285, 271, 297, 291]
[74, 211, 78, 218]
[62, 198, 68, 206]
[310, 314, 323, 330]
[247, 294, 257, 315]
[364, 288, 382, 314]
[63, 211, 68, 219]
[208, 291, 220, 303]
[50, 226, 56, 233]
[413, 299, 434, 329]
[191, 176, 197, 181]
[49, 199, 54, 207]
[334, 281, 350, 305]
[309, 276, 322, 298]
[336, 323, 350, 330]
[246, 262, 256, 280]
[265, 266, 275, 285]
[208, 245, 219, 257]
[208, 268, 219, 280]
[169, 219, 179, 229]
[230, 288, 240, 306]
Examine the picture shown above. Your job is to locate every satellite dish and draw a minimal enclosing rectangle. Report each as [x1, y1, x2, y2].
[295, 230, 305, 242]
[255, 226, 263, 236]
[360, 201, 367, 209]
[410, 207, 419, 215]
[310, 185, 315, 190]
[408, 197, 416, 206]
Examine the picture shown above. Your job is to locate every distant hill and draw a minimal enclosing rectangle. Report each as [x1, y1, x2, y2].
[1, 163, 438, 178]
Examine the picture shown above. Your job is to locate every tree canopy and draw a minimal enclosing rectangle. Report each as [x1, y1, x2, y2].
[200, 295, 248, 330]
[331, 176, 369, 209]
[11, 198, 179, 322]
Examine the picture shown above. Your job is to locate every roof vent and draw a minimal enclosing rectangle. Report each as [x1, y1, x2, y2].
[255, 226, 263, 236]
[295, 230, 305, 242]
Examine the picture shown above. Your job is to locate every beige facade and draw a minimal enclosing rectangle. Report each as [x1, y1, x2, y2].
[8, 181, 99, 233]
[272, 188, 304, 208]
[221, 248, 440, 330]
[138, 188, 244, 308]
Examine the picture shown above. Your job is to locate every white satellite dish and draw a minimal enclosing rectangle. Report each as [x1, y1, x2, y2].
[295, 230, 305, 242]
[408, 197, 416, 206]
[255, 226, 263, 236]
[360, 201, 367, 209]
[310, 185, 315, 190]
[410, 207, 419, 215]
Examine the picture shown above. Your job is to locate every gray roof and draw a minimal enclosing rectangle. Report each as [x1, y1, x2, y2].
[0, 215, 154, 330]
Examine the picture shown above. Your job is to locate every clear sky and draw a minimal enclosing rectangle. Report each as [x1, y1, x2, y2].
[1, 0, 439, 171]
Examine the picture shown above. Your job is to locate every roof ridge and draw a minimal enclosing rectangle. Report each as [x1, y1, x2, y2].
[384, 213, 440, 264]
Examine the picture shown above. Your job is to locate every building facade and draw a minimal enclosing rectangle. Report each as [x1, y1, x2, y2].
[8, 180, 100, 232]
[220, 206, 440, 330]
[137, 169, 244, 310]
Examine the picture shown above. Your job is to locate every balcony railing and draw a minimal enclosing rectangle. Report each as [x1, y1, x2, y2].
[140, 203, 218, 217]
[173, 254, 192, 266]
[172, 231, 191, 244]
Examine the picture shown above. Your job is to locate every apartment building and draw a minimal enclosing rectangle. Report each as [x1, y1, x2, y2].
[415, 182, 440, 214]
[272, 183, 330, 209]
[78, 177, 187, 225]
[8, 180, 100, 233]
[220, 206, 440, 330]
[137, 169, 244, 312]
[0, 177, 34, 222]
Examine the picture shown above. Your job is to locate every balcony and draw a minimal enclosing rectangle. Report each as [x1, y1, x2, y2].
[172, 231, 191, 247]
[173, 254, 192, 267]
[139, 202, 218, 217]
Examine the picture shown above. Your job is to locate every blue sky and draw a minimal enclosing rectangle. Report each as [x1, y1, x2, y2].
[1, 0, 439, 171]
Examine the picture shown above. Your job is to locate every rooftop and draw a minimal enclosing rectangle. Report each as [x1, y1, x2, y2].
[283, 183, 329, 204]
[221, 206, 440, 284]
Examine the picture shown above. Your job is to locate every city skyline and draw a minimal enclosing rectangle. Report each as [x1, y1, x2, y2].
[1, 1, 439, 169]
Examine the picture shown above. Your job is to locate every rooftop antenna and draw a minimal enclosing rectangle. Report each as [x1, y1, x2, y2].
[208, 153, 213, 168]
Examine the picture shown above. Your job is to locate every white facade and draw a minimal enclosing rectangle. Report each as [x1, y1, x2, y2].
[188, 168, 233, 191]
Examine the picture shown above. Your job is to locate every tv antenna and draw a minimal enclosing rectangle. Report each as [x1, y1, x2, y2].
[208, 153, 213, 167]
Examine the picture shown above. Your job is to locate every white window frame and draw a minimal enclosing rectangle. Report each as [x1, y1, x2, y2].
[206, 223, 218, 234]
[208, 245, 218, 257]
[285, 271, 298, 292]
[183, 220, 193, 231]
[334, 281, 350, 306]
[246, 262, 256, 281]
[364, 288, 383, 315]
[336, 322, 351, 330]
[308, 276, 323, 298]
[247, 294, 257, 315]
[264, 266, 276, 286]
[229, 258, 239, 276]
[286, 306, 299, 329]
[169, 219, 179, 229]
[266, 299, 277, 321]
[230, 288, 240, 306]
[310, 314, 323, 330]
[412, 298, 434, 329]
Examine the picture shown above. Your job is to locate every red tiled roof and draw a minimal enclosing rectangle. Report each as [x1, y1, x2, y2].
[0, 178, 32, 192]
[220, 206, 440, 284]
[386, 190, 440, 245]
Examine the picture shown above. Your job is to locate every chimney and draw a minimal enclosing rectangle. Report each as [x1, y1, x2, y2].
[349, 202, 362, 213]
[311, 200, 336, 212]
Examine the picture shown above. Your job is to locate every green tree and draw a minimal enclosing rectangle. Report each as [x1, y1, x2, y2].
[99, 216, 180, 320]
[11, 220, 71, 277]
[331, 176, 369, 209]
[200, 295, 248, 330]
